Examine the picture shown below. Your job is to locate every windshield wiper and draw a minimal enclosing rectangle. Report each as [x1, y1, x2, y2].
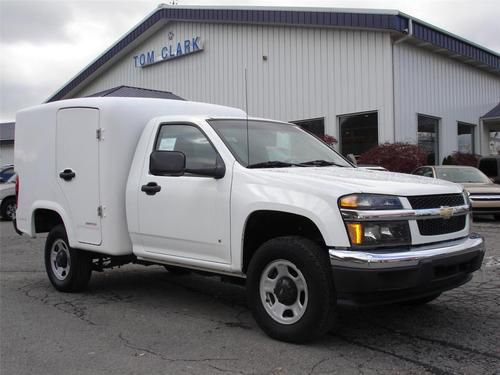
[299, 160, 347, 167]
[247, 161, 304, 169]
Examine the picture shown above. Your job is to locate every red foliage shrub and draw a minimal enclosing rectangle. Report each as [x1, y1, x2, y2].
[358, 143, 428, 173]
[442, 152, 480, 167]
[321, 134, 338, 145]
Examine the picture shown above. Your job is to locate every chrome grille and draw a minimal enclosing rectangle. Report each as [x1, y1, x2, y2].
[408, 194, 464, 209]
[417, 216, 466, 236]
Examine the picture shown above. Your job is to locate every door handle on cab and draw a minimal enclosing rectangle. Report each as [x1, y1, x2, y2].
[141, 182, 161, 195]
[59, 169, 76, 181]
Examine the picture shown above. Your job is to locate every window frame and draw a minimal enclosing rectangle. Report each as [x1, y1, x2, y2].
[417, 114, 441, 165]
[337, 110, 379, 156]
[457, 121, 476, 154]
[151, 121, 224, 177]
[289, 117, 325, 138]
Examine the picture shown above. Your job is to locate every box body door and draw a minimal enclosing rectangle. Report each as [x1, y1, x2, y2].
[56, 108, 102, 245]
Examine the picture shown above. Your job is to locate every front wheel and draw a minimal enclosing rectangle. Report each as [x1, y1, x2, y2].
[44, 225, 92, 292]
[246, 236, 336, 343]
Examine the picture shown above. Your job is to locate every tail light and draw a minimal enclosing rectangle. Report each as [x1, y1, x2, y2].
[15, 175, 19, 207]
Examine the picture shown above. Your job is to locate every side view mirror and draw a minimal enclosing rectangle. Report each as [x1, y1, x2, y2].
[150, 150, 186, 176]
[185, 155, 226, 179]
[149, 151, 225, 179]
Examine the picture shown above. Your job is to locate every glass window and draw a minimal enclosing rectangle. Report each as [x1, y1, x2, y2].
[457, 122, 475, 153]
[208, 119, 351, 168]
[339, 112, 378, 156]
[414, 167, 433, 177]
[435, 167, 491, 184]
[290, 118, 324, 137]
[418, 115, 440, 165]
[155, 124, 217, 170]
[489, 131, 500, 155]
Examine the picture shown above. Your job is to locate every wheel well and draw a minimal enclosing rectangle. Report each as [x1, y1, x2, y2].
[242, 210, 326, 273]
[33, 209, 64, 234]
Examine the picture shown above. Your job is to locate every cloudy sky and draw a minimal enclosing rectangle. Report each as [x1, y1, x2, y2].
[1, 0, 499, 122]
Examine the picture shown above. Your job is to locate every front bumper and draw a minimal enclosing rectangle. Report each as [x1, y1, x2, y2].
[329, 234, 485, 306]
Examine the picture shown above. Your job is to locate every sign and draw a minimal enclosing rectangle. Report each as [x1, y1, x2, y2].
[133, 36, 203, 68]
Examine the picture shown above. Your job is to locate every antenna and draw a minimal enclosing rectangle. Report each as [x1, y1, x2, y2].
[244, 68, 250, 165]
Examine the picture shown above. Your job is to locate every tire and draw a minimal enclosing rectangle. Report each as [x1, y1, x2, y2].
[246, 236, 336, 343]
[0, 197, 16, 221]
[400, 293, 441, 306]
[494, 214, 500, 221]
[164, 265, 191, 275]
[44, 225, 92, 292]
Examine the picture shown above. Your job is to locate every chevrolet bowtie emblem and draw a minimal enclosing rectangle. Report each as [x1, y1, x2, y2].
[439, 206, 454, 220]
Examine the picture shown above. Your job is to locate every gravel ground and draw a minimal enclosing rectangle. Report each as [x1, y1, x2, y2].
[1, 218, 499, 375]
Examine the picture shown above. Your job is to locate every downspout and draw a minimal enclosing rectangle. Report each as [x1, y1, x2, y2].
[392, 17, 413, 144]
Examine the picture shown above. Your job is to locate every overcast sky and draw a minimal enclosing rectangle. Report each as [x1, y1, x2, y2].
[1, 0, 499, 122]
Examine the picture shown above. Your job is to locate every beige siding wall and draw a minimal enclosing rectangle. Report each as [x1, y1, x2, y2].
[75, 22, 395, 144]
[393, 42, 500, 158]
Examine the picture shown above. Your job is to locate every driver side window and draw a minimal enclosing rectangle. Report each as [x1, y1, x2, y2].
[155, 124, 217, 171]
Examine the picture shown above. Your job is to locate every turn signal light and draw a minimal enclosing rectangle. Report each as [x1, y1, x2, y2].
[346, 223, 363, 245]
[340, 195, 358, 208]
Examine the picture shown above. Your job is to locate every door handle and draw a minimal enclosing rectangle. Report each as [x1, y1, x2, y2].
[59, 169, 76, 181]
[141, 182, 161, 195]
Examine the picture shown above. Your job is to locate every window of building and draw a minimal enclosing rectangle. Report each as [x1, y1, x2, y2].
[290, 118, 325, 138]
[417, 115, 440, 165]
[457, 122, 475, 154]
[339, 111, 378, 156]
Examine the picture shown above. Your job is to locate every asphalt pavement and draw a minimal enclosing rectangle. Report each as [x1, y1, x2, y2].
[1, 218, 499, 375]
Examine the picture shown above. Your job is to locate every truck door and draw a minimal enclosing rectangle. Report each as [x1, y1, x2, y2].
[136, 123, 231, 264]
[56, 108, 102, 245]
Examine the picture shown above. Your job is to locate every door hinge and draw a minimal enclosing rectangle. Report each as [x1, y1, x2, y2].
[97, 205, 104, 217]
[96, 128, 103, 140]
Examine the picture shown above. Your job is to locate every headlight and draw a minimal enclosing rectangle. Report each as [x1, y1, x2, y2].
[339, 194, 410, 248]
[339, 194, 403, 210]
[345, 221, 411, 248]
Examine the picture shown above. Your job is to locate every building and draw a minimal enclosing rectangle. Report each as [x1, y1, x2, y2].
[47, 5, 500, 161]
[0, 122, 15, 165]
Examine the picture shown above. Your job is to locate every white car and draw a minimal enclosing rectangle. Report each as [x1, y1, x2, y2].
[0, 173, 16, 220]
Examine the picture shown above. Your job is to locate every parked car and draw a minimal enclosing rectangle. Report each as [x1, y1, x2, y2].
[478, 155, 500, 184]
[0, 164, 15, 183]
[413, 165, 500, 219]
[0, 173, 16, 220]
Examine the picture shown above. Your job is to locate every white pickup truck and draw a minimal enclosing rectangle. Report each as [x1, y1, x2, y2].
[14, 98, 485, 342]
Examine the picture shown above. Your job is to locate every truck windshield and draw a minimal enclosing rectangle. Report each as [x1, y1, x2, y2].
[208, 119, 352, 168]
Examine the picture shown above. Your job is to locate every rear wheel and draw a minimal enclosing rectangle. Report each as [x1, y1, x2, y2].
[247, 236, 336, 343]
[0, 197, 16, 221]
[45, 225, 92, 292]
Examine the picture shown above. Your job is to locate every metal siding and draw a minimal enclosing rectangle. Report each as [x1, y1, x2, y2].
[75, 22, 394, 145]
[394, 42, 500, 158]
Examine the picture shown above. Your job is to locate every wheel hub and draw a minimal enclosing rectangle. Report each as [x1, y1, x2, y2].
[274, 277, 298, 305]
[55, 250, 68, 268]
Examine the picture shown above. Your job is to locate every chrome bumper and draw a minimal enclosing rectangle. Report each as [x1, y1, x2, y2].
[329, 234, 485, 270]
